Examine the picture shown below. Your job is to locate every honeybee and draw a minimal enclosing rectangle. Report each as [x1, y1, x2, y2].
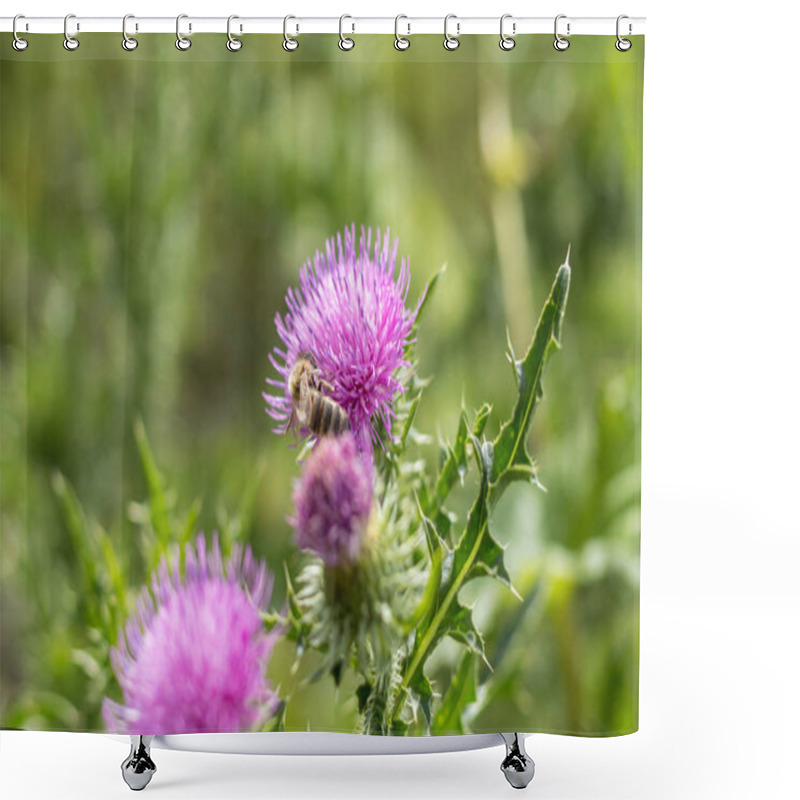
[286, 351, 351, 438]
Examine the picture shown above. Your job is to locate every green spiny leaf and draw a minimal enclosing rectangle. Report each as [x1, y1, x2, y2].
[489, 256, 570, 504]
[432, 411, 469, 507]
[446, 602, 488, 664]
[400, 435, 492, 698]
[472, 402, 491, 438]
[422, 403, 493, 546]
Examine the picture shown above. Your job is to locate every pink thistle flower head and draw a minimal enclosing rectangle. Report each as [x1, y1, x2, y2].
[103, 533, 279, 735]
[264, 225, 420, 457]
[290, 433, 373, 567]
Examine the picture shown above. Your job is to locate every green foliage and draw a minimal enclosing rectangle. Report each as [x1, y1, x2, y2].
[490, 257, 571, 503]
[385, 260, 570, 733]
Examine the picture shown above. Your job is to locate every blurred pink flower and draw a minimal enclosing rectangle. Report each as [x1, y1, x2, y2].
[103, 534, 279, 734]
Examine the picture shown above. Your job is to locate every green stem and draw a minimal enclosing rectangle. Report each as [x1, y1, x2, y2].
[391, 514, 488, 723]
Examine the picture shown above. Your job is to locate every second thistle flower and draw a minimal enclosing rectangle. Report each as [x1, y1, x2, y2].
[290, 433, 372, 567]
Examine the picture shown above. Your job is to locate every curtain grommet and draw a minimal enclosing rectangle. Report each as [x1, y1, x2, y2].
[394, 15, 410, 51]
[339, 15, 355, 51]
[499, 14, 516, 51]
[176, 14, 192, 51]
[121, 14, 138, 51]
[12, 15, 29, 51]
[443, 14, 460, 51]
[615, 15, 632, 51]
[554, 14, 570, 51]
[226, 15, 243, 52]
[63, 13, 80, 51]
[283, 15, 299, 51]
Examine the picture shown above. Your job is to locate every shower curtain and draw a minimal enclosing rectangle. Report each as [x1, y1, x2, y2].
[0, 29, 643, 739]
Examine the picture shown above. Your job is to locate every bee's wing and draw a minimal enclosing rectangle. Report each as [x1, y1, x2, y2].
[310, 365, 335, 394]
[295, 372, 313, 426]
[283, 406, 299, 435]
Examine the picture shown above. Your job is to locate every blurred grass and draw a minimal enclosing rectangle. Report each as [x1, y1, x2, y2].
[0, 34, 642, 734]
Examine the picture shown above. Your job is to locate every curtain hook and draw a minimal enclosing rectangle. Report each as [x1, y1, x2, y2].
[122, 14, 138, 51]
[554, 14, 570, 51]
[339, 14, 355, 51]
[394, 14, 410, 51]
[499, 14, 516, 51]
[12, 14, 29, 51]
[227, 15, 243, 51]
[616, 15, 632, 51]
[283, 15, 299, 51]
[443, 14, 460, 51]
[63, 13, 80, 51]
[176, 13, 192, 51]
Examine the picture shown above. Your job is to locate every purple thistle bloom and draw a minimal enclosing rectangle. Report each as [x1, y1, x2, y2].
[264, 225, 421, 457]
[290, 433, 373, 567]
[103, 533, 279, 735]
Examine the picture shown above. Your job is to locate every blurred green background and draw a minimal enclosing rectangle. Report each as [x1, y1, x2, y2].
[0, 34, 642, 735]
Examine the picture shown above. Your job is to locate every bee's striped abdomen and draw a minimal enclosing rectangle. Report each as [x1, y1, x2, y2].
[308, 392, 350, 437]
[309, 393, 324, 432]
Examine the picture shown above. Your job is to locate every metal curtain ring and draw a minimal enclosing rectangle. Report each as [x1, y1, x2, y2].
[283, 15, 299, 51]
[394, 15, 410, 51]
[339, 14, 354, 51]
[443, 14, 460, 51]
[176, 13, 191, 51]
[616, 14, 632, 51]
[227, 15, 243, 51]
[554, 14, 570, 51]
[122, 14, 138, 51]
[12, 14, 29, 51]
[63, 13, 79, 51]
[499, 14, 515, 51]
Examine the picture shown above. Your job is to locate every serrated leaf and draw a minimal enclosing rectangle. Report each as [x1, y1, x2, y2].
[392, 261, 569, 729]
[423, 404, 494, 544]
[400, 434, 494, 697]
[472, 403, 491, 438]
[446, 602, 488, 664]
[491, 463, 545, 499]
[432, 411, 469, 507]
[433, 652, 478, 734]
[490, 257, 570, 503]
[470, 526, 516, 594]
